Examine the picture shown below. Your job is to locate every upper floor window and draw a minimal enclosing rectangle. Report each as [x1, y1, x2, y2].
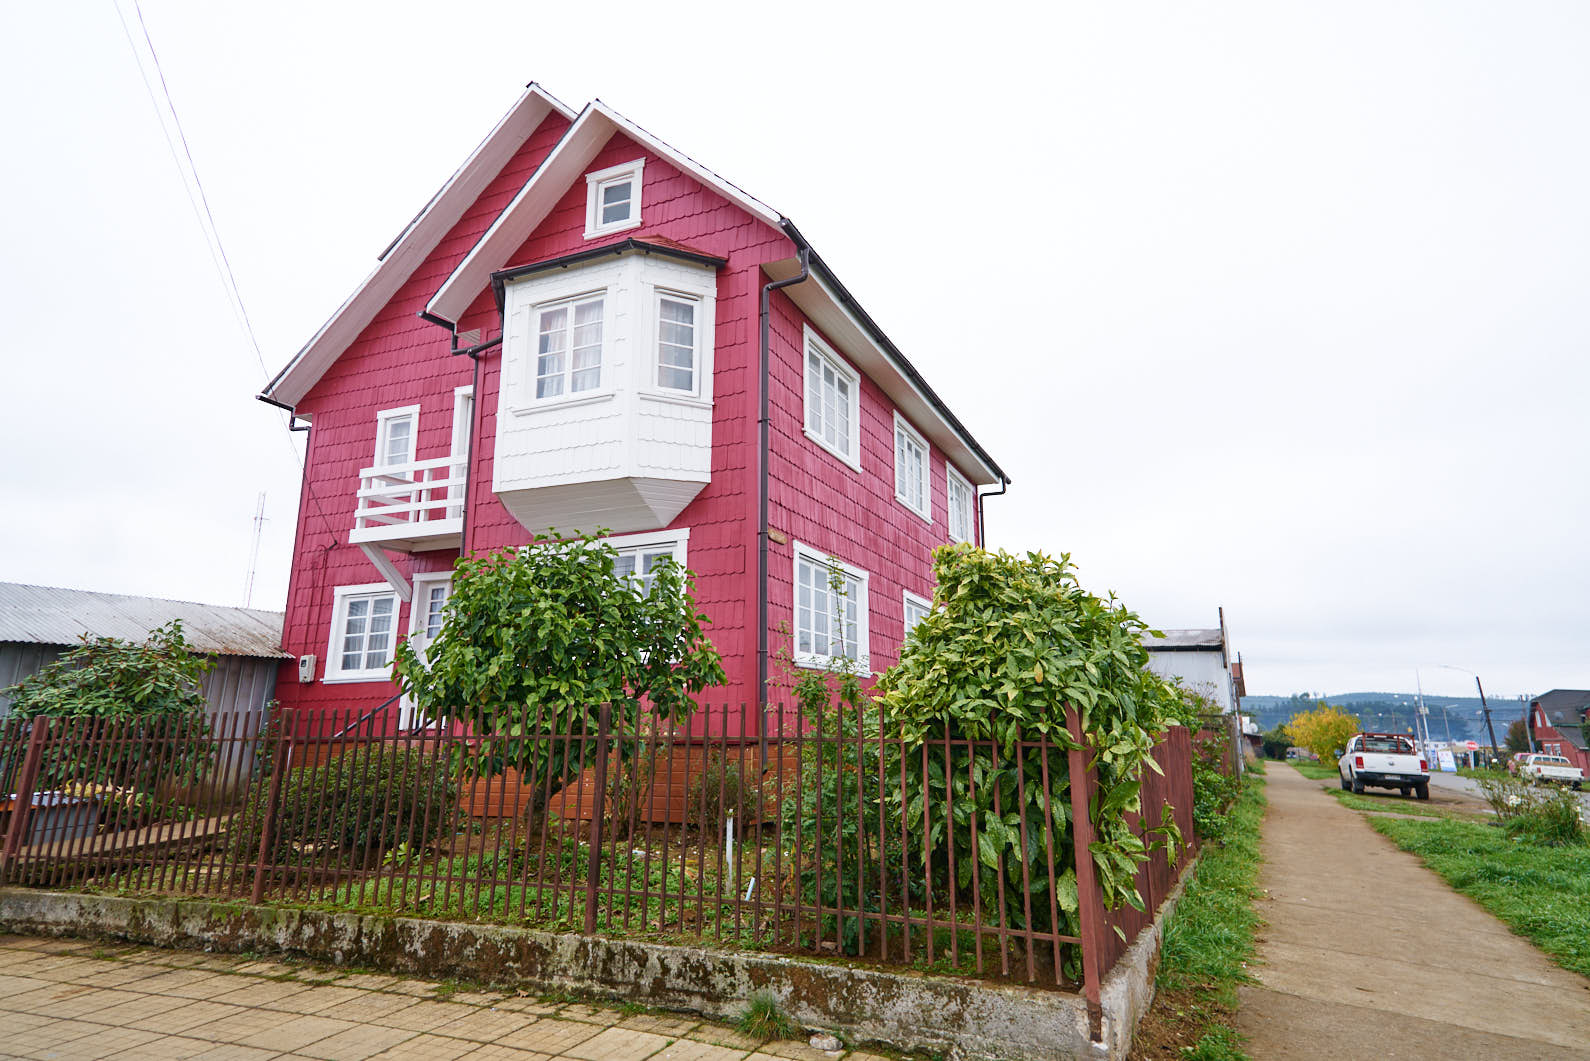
[585, 159, 645, 238]
[535, 294, 604, 400]
[793, 543, 869, 672]
[803, 329, 860, 471]
[894, 413, 930, 520]
[325, 584, 398, 682]
[656, 293, 698, 394]
[374, 405, 419, 469]
[946, 464, 974, 543]
[902, 591, 931, 642]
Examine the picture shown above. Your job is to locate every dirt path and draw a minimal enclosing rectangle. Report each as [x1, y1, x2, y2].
[1236, 764, 1590, 1059]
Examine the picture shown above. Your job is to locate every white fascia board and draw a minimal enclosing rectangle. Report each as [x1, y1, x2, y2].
[262, 85, 574, 408]
[426, 100, 785, 327]
[766, 258, 1002, 487]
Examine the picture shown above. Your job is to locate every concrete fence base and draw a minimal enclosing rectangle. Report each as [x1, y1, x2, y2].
[0, 878, 1189, 1061]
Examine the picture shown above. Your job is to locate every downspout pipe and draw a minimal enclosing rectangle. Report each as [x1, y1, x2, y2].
[977, 476, 1009, 548]
[758, 246, 810, 738]
[449, 332, 502, 558]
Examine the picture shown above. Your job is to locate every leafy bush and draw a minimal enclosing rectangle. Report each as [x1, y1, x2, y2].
[231, 746, 459, 866]
[1476, 774, 1585, 846]
[683, 750, 767, 837]
[1282, 703, 1360, 763]
[394, 534, 724, 829]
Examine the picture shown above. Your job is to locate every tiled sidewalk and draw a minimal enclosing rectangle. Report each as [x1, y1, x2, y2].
[0, 935, 877, 1061]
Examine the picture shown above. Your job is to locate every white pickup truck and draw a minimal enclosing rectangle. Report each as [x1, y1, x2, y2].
[1519, 754, 1584, 789]
[1338, 733, 1430, 800]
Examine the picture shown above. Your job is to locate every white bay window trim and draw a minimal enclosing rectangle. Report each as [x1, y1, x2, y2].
[946, 462, 975, 543]
[902, 590, 932, 643]
[584, 158, 645, 238]
[325, 583, 400, 683]
[792, 542, 870, 672]
[803, 326, 861, 472]
[893, 412, 931, 522]
[532, 292, 607, 402]
[654, 290, 701, 396]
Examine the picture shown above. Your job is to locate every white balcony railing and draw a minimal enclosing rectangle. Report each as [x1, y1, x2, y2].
[350, 456, 465, 548]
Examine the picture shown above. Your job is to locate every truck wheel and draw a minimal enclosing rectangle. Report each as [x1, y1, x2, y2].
[1415, 782, 1430, 801]
[1352, 777, 1365, 794]
[1340, 773, 1350, 791]
[1400, 786, 1411, 798]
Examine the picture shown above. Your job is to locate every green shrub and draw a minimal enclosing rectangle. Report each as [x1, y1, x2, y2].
[231, 745, 460, 867]
[683, 750, 767, 837]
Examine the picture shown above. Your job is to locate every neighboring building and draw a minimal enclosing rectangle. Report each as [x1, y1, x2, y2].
[1143, 610, 1242, 713]
[1527, 689, 1590, 773]
[0, 582, 286, 722]
[259, 85, 1008, 733]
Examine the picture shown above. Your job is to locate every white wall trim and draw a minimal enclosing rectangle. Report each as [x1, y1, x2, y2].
[791, 541, 870, 673]
[603, 527, 691, 553]
[324, 582, 401, 684]
[802, 325, 862, 474]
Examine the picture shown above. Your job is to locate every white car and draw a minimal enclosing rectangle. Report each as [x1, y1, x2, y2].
[1520, 754, 1584, 789]
[1338, 733, 1430, 800]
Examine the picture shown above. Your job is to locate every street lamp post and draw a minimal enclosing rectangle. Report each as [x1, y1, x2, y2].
[1438, 665, 1501, 766]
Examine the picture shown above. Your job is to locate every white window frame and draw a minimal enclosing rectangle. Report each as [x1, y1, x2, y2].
[584, 158, 645, 239]
[400, 572, 454, 727]
[604, 528, 690, 595]
[324, 583, 401, 683]
[791, 541, 870, 672]
[893, 412, 931, 522]
[902, 590, 932, 642]
[653, 289, 702, 397]
[447, 386, 473, 518]
[946, 462, 975, 544]
[373, 404, 420, 469]
[529, 291, 608, 404]
[802, 326, 861, 472]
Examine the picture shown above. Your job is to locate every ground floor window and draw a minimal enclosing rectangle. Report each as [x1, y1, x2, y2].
[793, 543, 869, 672]
[325, 584, 399, 682]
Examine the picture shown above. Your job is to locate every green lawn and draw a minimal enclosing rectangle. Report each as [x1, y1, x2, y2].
[1369, 816, 1590, 978]
[1328, 789, 1450, 818]
[1144, 767, 1267, 1060]
[1288, 761, 1337, 781]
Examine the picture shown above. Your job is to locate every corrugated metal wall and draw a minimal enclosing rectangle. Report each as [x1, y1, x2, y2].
[0, 643, 278, 723]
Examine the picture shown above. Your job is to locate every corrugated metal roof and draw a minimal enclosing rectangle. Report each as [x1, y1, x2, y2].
[1144, 628, 1225, 651]
[0, 583, 287, 658]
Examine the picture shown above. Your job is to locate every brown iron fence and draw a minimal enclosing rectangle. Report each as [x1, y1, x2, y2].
[0, 703, 1193, 1017]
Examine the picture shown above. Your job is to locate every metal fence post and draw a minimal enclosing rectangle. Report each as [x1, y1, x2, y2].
[584, 703, 611, 935]
[1, 718, 49, 880]
[251, 710, 294, 905]
[1065, 704, 1105, 1045]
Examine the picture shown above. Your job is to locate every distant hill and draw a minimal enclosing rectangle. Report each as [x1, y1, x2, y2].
[1241, 691, 1527, 744]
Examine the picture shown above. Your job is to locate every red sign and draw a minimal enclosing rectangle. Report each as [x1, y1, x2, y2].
[1464, 740, 1480, 750]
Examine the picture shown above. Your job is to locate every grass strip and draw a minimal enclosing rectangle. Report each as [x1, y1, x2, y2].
[1369, 816, 1590, 978]
[1135, 768, 1266, 1060]
[1287, 762, 1337, 781]
[1327, 789, 1452, 818]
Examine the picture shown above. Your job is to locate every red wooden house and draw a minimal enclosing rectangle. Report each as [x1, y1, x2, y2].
[259, 84, 1008, 734]
[1527, 689, 1590, 774]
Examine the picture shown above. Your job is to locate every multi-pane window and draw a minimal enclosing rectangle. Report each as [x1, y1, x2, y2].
[894, 414, 930, 519]
[374, 406, 418, 469]
[946, 464, 974, 543]
[535, 295, 604, 399]
[804, 332, 858, 467]
[585, 159, 644, 237]
[793, 545, 869, 671]
[903, 592, 931, 642]
[420, 581, 449, 641]
[656, 295, 697, 392]
[327, 586, 398, 680]
[614, 544, 678, 596]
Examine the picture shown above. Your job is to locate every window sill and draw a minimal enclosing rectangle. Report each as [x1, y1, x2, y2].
[584, 217, 643, 240]
[793, 653, 871, 674]
[320, 673, 396, 685]
[640, 390, 711, 411]
[894, 492, 933, 525]
[511, 390, 616, 417]
[803, 427, 862, 473]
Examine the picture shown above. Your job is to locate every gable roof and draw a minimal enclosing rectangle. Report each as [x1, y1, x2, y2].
[0, 583, 287, 658]
[1533, 689, 1590, 727]
[425, 100, 1008, 486]
[260, 84, 575, 410]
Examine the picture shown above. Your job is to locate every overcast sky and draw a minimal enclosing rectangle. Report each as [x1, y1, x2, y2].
[2, 2, 1585, 699]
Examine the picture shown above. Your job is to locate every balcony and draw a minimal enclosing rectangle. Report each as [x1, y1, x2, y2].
[349, 456, 464, 552]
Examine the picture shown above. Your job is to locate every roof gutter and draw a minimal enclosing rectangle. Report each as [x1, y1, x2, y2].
[255, 393, 310, 432]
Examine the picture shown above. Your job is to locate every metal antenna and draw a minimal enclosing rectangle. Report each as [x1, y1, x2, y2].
[244, 492, 267, 607]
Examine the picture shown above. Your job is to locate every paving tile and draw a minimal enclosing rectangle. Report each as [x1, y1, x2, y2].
[436, 1007, 539, 1042]
[186, 1006, 317, 1043]
[231, 1014, 359, 1053]
[126, 999, 249, 1034]
[335, 972, 406, 991]
[365, 1032, 484, 1060]
[618, 1014, 703, 1038]
[683, 1027, 764, 1052]
[184, 1044, 283, 1060]
[313, 991, 418, 1023]
[27, 986, 145, 1019]
[265, 984, 377, 1015]
[752, 1042, 841, 1061]
[110, 1035, 232, 1060]
[62, 959, 163, 987]
[129, 968, 242, 999]
[294, 1023, 419, 1060]
[446, 990, 512, 1007]
[491, 1020, 603, 1055]
[31, 1024, 166, 1059]
[555, 1004, 626, 1027]
[232, 959, 299, 978]
[1, 1017, 103, 1055]
[2, 981, 100, 1014]
[78, 990, 185, 1026]
[0, 1009, 59, 1034]
[380, 978, 445, 997]
[494, 996, 563, 1016]
[561, 1026, 674, 1061]
[649, 1039, 754, 1061]
[454, 1046, 555, 1061]
[369, 999, 481, 1033]
[208, 979, 313, 1008]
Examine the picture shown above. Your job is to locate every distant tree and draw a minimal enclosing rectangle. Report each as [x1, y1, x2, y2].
[1260, 725, 1291, 760]
[1284, 703, 1361, 763]
[1505, 718, 1530, 755]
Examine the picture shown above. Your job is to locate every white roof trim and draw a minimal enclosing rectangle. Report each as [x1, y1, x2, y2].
[425, 100, 783, 326]
[261, 84, 576, 409]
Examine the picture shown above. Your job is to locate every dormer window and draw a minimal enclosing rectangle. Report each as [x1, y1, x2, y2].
[585, 159, 645, 238]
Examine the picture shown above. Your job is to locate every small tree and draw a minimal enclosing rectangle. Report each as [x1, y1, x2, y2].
[1505, 719, 1530, 755]
[1284, 703, 1360, 762]
[1260, 725, 1291, 760]
[394, 535, 725, 827]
